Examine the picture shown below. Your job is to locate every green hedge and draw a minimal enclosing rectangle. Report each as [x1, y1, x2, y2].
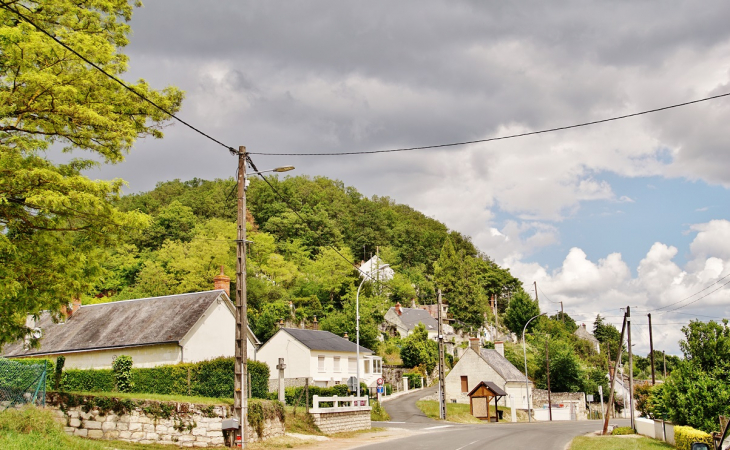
[404, 373, 422, 389]
[60, 357, 270, 399]
[9, 358, 55, 391]
[284, 384, 349, 407]
[674, 425, 713, 450]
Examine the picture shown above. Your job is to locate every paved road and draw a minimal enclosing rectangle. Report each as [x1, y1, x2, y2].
[375, 386, 630, 449]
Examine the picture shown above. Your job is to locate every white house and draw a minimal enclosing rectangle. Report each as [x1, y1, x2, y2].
[257, 328, 383, 388]
[382, 303, 455, 339]
[445, 340, 533, 410]
[2, 289, 260, 369]
[358, 255, 394, 282]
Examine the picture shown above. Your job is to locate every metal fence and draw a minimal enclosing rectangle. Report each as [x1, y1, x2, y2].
[0, 358, 47, 411]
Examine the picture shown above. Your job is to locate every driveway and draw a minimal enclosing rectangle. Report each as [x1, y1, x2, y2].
[380, 386, 438, 426]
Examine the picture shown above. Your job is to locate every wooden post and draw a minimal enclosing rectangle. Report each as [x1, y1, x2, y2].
[437, 290, 447, 420]
[602, 312, 627, 435]
[234, 146, 248, 447]
[648, 314, 655, 385]
[305, 378, 310, 413]
[546, 338, 552, 421]
[627, 306, 635, 430]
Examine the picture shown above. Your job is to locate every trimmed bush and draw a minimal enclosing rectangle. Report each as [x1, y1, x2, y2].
[112, 355, 134, 393]
[10, 358, 55, 391]
[611, 426, 635, 435]
[284, 384, 349, 407]
[404, 372, 422, 389]
[674, 425, 713, 450]
[60, 357, 270, 399]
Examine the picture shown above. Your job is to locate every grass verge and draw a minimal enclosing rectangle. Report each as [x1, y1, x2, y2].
[416, 400, 511, 423]
[570, 436, 675, 450]
[284, 406, 324, 435]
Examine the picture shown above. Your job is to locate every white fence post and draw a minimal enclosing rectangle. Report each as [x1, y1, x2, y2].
[312, 395, 320, 412]
[403, 378, 409, 392]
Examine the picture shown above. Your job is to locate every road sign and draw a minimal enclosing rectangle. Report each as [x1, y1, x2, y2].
[377, 378, 384, 386]
[377, 386, 384, 394]
[347, 376, 358, 393]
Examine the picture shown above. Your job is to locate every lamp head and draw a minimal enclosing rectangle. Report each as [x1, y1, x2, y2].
[273, 166, 295, 173]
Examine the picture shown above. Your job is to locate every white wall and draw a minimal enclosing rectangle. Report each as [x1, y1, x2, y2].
[181, 299, 237, 363]
[50, 343, 182, 369]
[444, 348, 504, 403]
[256, 331, 311, 379]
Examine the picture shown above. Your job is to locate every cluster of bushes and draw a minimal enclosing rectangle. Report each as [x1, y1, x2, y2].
[283, 384, 349, 407]
[26, 357, 271, 399]
[674, 426, 713, 450]
[404, 372, 423, 389]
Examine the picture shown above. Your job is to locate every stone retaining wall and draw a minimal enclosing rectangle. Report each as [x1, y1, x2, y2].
[310, 409, 371, 434]
[268, 376, 312, 392]
[531, 389, 587, 420]
[46, 393, 284, 447]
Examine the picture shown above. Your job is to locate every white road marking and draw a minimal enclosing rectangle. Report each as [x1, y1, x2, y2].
[423, 425, 454, 430]
[454, 440, 479, 450]
[385, 421, 406, 423]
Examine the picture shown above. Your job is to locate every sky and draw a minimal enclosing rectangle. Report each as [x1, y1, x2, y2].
[75, 1, 730, 356]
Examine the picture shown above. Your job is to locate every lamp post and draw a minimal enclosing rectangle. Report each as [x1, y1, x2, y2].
[234, 148, 293, 448]
[355, 264, 386, 398]
[522, 312, 547, 423]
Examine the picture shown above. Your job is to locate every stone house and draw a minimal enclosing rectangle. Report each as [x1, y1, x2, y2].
[444, 339, 533, 409]
[2, 270, 260, 369]
[256, 328, 383, 388]
[574, 323, 600, 353]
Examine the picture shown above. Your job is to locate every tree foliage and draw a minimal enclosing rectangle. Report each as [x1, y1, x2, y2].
[0, 0, 183, 345]
[400, 324, 438, 374]
[679, 319, 730, 373]
[504, 291, 541, 335]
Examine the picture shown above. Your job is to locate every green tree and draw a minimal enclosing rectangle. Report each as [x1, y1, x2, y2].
[504, 291, 541, 335]
[593, 315, 622, 355]
[679, 319, 730, 373]
[534, 338, 584, 392]
[0, 0, 183, 345]
[400, 323, 438, 374]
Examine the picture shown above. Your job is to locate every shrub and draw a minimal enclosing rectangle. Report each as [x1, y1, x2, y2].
[674, 425, 713, 450]
[284, 384, 349, 407]
[404, 373, 422, 389]
[112, 355, 134, 393]
[9, 358, 55, 391]
[370, 401, 390, 421]
[247, 399, 285, 438]
[62, 368, 115, 392]
[611, 426, 635, 435]
[53, 356, 65, 391]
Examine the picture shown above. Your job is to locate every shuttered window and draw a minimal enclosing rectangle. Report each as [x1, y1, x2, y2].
[461, 376, 468, 393]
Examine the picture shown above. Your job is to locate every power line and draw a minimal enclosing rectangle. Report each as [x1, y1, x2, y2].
[0, 1, 236, 155]
[663, 279, 730, 313]
[250, 92, 730, 156]
[649, 272, 730, 313]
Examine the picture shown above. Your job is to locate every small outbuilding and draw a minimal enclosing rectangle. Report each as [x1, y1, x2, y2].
[468, 381, 507, 422]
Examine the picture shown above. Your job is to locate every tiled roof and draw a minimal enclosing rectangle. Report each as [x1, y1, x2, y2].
[281, 328, 373, 354]
[387, 307, 438, 332]
[2, 290, 254, 357]
[479, 349, 526, 382]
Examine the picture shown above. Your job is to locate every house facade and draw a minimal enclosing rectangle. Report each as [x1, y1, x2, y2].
[256, 328, 383, 388]
[574, 324, 601, 353]
[2, 290, 260, 369]
[445, 340, 533, 410]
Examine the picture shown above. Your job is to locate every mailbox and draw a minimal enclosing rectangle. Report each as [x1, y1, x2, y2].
[222, 418, 239, 431]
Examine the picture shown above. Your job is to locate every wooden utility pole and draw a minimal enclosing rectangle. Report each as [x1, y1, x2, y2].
[234, 146, 249, 447]
[534, 281, 538, 302]
[546, 338, 552, 421]
[602, 312, 627, 435]
[560, 301, 564, 323]
[627, 306, 635, 430]
[648, 314, 655, 385]
[663, 351, 667, 379]
[437, 290, 447, 420]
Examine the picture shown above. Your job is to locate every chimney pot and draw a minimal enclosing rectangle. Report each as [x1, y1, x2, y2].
[395, 302, 402, 316]
[313, 315, 318, 330]
[344, 332, 348, 339]
[71, 297, 81, 316]
[213, 266, 231, 297]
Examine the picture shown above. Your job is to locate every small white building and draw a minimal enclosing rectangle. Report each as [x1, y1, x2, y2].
[2, 290, 260, 369]
[574, 324, 600, 353]
[257, 328, 383, 388]
[358, 255, 394, 282]
[445, 340, 533, 410]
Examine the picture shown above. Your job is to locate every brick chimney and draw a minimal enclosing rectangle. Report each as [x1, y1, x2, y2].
[312, 315, 318, 330]
[213, 266, 231, 296]
[395, 302, 402, 316]
[61, 297, 82, 320]
[494, 341, 504, 357]
[469, 337, 480, 353]
[344, 332, 349, 339]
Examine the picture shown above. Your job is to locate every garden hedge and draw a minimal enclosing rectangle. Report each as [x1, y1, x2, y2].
[59, 357, 270, 399]
[674, 425, 713, 450]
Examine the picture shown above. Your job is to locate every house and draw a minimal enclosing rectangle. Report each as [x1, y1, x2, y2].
[445, 339, 533, 409]
[256, 328, 383, 388]
[358, 255, 394, 282]
[2, 269, 261, 369]
[574, 324, 600, 353]
[382, 302, 455, 339]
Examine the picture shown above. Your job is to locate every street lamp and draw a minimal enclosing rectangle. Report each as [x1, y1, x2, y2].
[234, 145, 294, 448]
[355, 265, 387, 398]
[522, 312, 547, 423]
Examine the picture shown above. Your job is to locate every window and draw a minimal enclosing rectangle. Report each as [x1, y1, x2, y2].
[374, 359, 382, 373]
[318, 356, 325, 372]
[348, 357, 357, 373]
[333, 357, 341, 372]
[364, 360, 371, 374]
[461, 376, 468, 393]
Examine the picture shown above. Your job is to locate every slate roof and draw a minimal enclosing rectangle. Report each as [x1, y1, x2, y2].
[281, 328, 373, 354]
[467, 380, 508, 397]
[2, 290, 254, 357]
[387, 307, 438, 332]
[479, 349, 526, 382]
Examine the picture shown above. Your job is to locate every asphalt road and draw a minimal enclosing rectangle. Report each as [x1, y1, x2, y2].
[375, 386, 630, 449]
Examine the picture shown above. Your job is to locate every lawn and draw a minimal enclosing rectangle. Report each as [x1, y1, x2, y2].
[416, 400, 512, 423]
[570, 436, 675, 450]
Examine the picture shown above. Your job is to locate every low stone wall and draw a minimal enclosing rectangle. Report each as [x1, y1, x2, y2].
[531, 389, 587, 420]
[46, 393, 284, 447]
[382, 365, 406, 392]
[311, 409, 371, 434]
[268, 377, 312, 392]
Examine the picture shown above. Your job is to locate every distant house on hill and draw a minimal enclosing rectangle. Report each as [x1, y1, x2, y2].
[358, 255, 394, 282]
[256, 327, 383, 388]
[445, 339, 533, 409]
[574, 324, 600, 353]
[382, 302, 454, 339]
[2, 270, 260, 369]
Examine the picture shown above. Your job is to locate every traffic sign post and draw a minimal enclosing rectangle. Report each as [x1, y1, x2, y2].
[347, 376, 359, 394]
